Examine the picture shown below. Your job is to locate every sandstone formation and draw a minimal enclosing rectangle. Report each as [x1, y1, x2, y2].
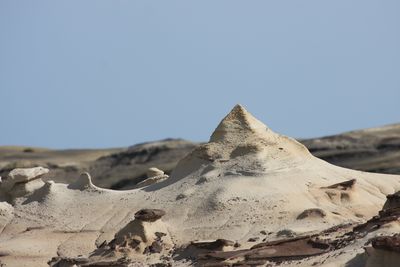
[1, 123, 400, 190]
[49, 208, 172, 266]
[0, 166, 48, 200]
[0, 105, 400, 267]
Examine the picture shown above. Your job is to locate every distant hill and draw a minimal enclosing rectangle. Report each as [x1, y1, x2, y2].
[1, 123, 399, 190]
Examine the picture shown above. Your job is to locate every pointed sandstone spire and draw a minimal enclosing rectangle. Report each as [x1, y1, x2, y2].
[168, 104, 311, 182]
[210, 104, 269, 142]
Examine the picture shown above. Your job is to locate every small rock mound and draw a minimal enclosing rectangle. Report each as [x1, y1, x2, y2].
[297, 208, 327, 220]
[50, 208, 173, 266]
[110, 208, 171, 253]
[134, 209, 166, 222]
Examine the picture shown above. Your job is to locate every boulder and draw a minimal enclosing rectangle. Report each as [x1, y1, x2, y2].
[383, 192, 400, 210]
[134, 209, 166, 222]
[1, 167, 48, 191]
[0, 167, 48, 199]
[93, 208, 173, 256]
[371, 234, 400, 253]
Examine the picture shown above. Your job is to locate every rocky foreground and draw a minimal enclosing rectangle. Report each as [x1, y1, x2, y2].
[0, 105, 399, 267]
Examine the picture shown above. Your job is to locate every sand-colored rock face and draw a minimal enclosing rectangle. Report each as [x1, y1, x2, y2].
[170, 104, 312, 182]
[202, 104, 309, 160]
[1, 166, 48, 191]
[210, 104, 272, 142]
[0, 166, 48, 201]
[1, 105, 400, 266]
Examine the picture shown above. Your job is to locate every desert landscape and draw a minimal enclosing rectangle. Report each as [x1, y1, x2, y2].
[1, 115, 399, 191]
[0, 104, 399, 267]
[2, 1, 399, 265]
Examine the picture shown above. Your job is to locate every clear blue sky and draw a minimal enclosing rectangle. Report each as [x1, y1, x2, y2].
[1, 1, 399, 149]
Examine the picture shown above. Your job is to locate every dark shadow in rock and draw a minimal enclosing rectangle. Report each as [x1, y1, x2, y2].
[22, 182, 52, 205]
[344, 253, 366, 267]
[322, 179, 356, 190]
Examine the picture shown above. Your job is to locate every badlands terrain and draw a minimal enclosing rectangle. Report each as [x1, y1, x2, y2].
[1, 120, 399, 191]
[0, 105, 400, 266]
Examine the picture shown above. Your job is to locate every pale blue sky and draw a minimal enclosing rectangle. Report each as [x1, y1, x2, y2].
[1, 1, 399, 148]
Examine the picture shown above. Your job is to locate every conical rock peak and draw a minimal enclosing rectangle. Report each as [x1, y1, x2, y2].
[170, 104, 311, 180]
[210, 104, 269, 142]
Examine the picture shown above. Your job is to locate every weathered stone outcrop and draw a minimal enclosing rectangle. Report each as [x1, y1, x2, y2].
[196, 236, 331, 266]
[0, 167, 48, 200]
[49, 208, 173, 266]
